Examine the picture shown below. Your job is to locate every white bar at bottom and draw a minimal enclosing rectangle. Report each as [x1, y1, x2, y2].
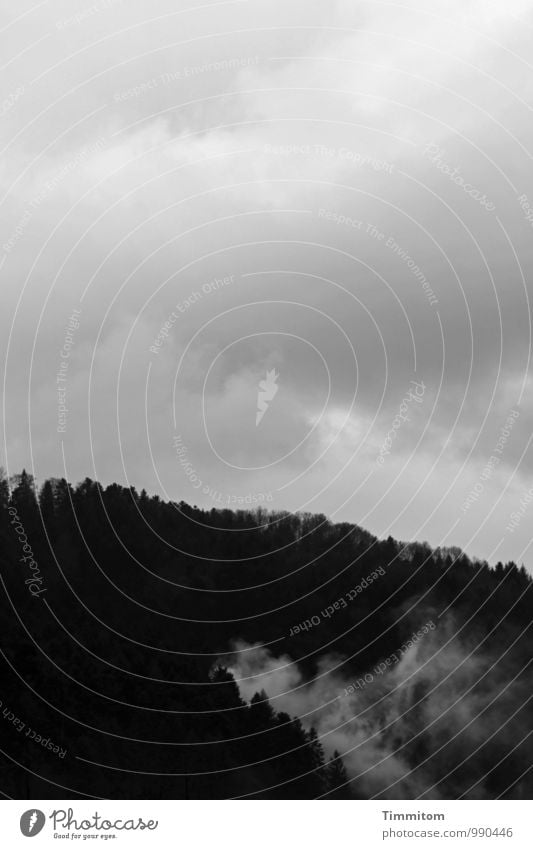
[2, 799, 530, 848]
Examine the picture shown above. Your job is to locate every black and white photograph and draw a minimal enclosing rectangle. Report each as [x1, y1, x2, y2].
[1, 0, 533, 843]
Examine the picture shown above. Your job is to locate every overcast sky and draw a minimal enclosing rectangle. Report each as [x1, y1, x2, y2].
[2, 0, 533, 566]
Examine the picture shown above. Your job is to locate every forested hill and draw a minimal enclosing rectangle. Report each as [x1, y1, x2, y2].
[0, 470, 531, 799]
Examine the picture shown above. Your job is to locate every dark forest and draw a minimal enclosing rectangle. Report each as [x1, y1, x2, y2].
[1, 469, 531, 799]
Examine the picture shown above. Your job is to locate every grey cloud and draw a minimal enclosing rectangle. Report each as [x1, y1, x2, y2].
[2, 0, 533, 564]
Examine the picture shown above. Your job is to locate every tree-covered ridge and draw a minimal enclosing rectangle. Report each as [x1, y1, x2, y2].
[0, 470, 531, 799]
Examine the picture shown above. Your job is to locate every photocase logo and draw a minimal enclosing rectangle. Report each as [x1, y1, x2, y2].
[20, 809, 46, 837]
[256, 369, 279, 425]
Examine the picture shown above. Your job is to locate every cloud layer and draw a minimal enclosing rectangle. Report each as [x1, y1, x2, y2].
[2, 0, 533, 565]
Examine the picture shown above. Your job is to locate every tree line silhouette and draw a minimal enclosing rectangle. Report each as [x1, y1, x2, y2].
[0, 469, 531, 798]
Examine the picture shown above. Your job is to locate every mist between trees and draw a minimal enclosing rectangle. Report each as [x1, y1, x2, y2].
[0, 468, 531, 798]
